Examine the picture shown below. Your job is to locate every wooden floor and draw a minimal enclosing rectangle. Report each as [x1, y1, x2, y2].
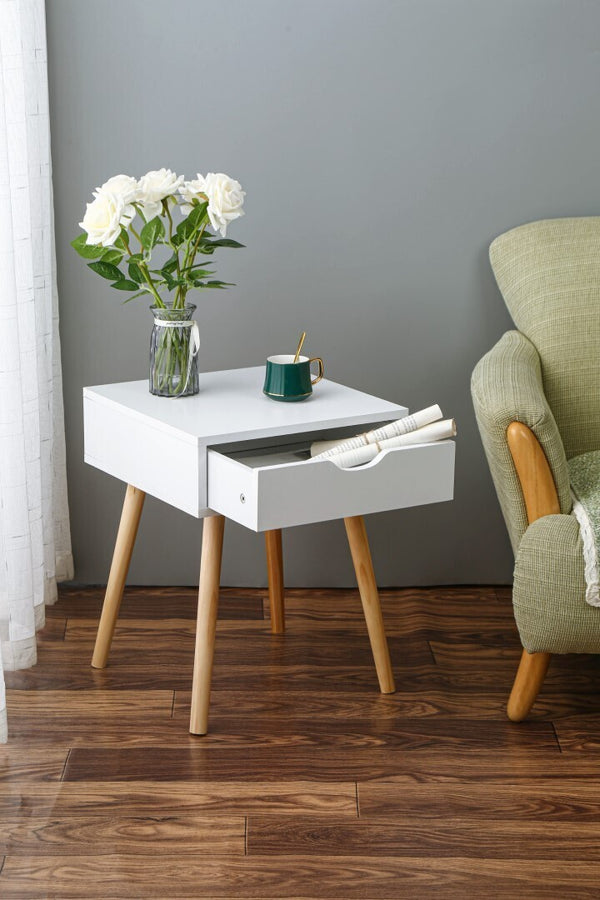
[2, 585, 600, 898]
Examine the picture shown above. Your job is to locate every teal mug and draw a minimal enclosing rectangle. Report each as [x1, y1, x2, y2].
[263, 354, 324, 402]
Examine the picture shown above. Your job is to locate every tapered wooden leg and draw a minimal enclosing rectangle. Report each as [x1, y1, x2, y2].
[190, 515, 225, 736]
[265, 529, 285, 634]
[92, 484, 146, 669]
[344, 515, 396, 694]
[507, 649, 551, 722]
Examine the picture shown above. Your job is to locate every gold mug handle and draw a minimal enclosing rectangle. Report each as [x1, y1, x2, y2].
[309, 357, 324, 385]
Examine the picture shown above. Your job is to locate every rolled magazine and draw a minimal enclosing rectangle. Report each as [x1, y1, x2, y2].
[326, 419, 457, 469]
[311, 404, 443, 459]
[310, 403, 442, 459]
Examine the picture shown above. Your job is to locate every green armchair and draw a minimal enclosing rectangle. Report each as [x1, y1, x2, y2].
[471, 217, 600, 720]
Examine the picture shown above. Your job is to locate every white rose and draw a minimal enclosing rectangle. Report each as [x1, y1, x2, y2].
[138, 168, 184, 219]
[79, 192, 128, 246]
[193, 172, 245, 237]
[179, 176, 207, 215]
[96, 174, 139, 205]
[94, 174, 138, 228]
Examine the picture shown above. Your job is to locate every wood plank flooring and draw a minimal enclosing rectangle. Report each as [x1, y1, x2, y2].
[2, 585, 600, 898]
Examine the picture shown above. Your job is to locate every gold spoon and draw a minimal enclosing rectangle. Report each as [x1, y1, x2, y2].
[293, 331, 306, 363]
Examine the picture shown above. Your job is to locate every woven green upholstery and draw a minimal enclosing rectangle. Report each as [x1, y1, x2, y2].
[513, 515, 593, 653]
[472, 217, 600, 655]
[490, 218, 600, 459]
[471, 330, 571, 554]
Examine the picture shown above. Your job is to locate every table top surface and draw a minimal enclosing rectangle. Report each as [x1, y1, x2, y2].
[84, 367, 408, 446]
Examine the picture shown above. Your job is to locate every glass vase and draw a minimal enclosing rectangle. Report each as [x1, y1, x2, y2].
[149, 304, 200, 397]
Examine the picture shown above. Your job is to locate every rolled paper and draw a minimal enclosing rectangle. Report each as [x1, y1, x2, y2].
[365, 404, 445, 444]
[378, 418, 456, 448]
[311, 404, 443, 459]
[328, 419, 457, 469]
[309, 436, 349, 457]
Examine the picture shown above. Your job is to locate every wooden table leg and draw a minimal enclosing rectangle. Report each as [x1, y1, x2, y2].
[92, 484, 145, 669]
[190, 514, 225, 735]
[344, 515, 396, 694]
[265, 529, 285, 634]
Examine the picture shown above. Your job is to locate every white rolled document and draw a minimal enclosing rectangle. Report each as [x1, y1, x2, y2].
[328, 419, 457, 469]
[311, 404, 443, 459]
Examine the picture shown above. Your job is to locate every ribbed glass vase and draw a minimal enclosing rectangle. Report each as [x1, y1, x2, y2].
[149, 304, 199, 397]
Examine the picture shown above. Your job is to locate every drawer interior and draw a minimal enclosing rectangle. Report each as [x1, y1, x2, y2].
[218, 439, 314, 469]
[208, 420, 392, 458]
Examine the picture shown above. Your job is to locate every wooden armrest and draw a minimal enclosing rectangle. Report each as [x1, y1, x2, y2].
[506, 422, 560, 525]
[506, 421, 558, 721]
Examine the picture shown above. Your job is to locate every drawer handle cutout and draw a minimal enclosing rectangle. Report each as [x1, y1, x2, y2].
[319, 441, 449, 473]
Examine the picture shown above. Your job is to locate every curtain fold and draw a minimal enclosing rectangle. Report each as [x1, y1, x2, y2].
[0, 0, 73, 742]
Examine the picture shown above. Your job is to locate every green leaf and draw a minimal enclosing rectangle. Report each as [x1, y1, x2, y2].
[88, 260, 123, 281]
[177, 202, 208, 241]
[132, 203, 147, 224]
[128, 252, 144, 262]
[203, 238, 245, 249]
[114, 228, 129, 252]
[193, 279, 233, 289]
[161, 271, 178, 291]
[128, 261, 144, 283]
[149, 268, 180, 290]
[175, 220, 193, 241]
[187, 201, 208, 230]
[184, 267, 214, 279]
[111, 279, 140, 291]
[123, 289, 150, 303]
[140, 216, 165, 251]
[101, 249, 124, 265]
[71, 233, 105, 259]
[161, 253, 179, 275]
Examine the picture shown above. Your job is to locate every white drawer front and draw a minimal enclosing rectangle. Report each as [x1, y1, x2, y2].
[208, 441, 455, 531]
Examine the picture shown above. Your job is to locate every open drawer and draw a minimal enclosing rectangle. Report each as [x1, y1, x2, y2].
[207, 438, 455, 532]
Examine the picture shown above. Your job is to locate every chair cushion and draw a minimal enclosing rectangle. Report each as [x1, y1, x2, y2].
[513, 514, 600, 653]
[490, 218, 600, 459]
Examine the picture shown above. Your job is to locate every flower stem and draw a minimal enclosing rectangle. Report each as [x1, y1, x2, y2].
[139, 262, 165, 308]
[184, 224, 206, 279]
[151, 322, 191, 395]
[130, 225, 143, 246]
[122, 227, 165, 307]
[164, 199, 188, 309]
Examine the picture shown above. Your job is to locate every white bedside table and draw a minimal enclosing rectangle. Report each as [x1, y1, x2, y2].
[84, 367, 455, 735]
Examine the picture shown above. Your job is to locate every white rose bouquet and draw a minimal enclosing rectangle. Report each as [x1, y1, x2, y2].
[73, 167, 245, 309]
[72, 168, 245, 396]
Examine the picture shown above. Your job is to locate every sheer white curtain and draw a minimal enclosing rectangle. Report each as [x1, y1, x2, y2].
[0, 0, 72, 742]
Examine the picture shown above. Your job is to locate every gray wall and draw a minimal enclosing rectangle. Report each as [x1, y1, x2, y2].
[46, 0, 600, 587]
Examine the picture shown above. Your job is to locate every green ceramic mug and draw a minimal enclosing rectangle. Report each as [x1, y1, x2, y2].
[263, 354, 324, 402]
